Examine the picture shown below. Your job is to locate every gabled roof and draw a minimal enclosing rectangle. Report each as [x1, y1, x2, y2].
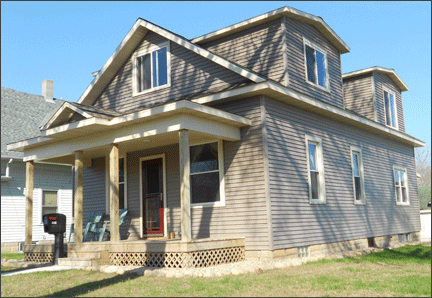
[191, 6, 350, 54]
[1, 87, 64, 158]
[342, 66, 409, 92]
[43, 101, 123, 130]
[76, 17, 266, 106]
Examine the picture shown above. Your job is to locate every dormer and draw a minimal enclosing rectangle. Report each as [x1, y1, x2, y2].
[342, 67, 408, 133]
[193, 6, 350, 109]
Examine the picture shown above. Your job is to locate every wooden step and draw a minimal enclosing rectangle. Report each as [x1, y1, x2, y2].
[57, 257, 102, 267]
[67, 250, 104, 259]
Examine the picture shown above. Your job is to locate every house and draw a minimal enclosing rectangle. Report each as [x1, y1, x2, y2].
[1, 81, 73, 253]
[7, 6, 424, 266]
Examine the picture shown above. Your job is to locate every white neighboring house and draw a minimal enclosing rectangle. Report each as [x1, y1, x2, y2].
[1, 81, 73, 252]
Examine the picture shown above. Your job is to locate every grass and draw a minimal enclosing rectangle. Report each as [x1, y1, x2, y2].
[1, 243, 430, 297]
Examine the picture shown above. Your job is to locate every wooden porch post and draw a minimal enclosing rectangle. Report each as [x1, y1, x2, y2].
[25, 161, 34, 245]
[179, 129, 191, 242]
[74, 151, 84, 243]
[109, 143, 120, 243]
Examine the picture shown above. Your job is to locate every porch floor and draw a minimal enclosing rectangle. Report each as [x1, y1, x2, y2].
[23, 237, 246, 268]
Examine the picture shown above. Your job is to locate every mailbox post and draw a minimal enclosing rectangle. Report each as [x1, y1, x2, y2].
[43, 213, 66, 265]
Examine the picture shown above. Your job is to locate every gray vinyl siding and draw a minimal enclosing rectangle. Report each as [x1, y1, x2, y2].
[93, 31, 252, 114]
[284, 17, 344, 108]
[343, 73, 375, 120]
[1, 160, 73, 243]
[82, 157, 106, 226]
[264, 97, 419, 250]
[373, 72, 406, 132]
[200, 18, 285, 84]
[204, 97, 269, 250]
[123, 97, 269, 250]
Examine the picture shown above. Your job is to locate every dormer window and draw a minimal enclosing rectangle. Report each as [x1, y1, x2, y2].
[303, 39, 329, 91]
[133, 42, 170, 95]
[383, 87, 398, 129]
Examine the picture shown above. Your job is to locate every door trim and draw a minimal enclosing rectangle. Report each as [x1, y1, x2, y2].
[139, 154, 167, 238]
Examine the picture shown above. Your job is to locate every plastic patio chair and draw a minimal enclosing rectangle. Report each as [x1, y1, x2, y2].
[98, 209, 128, 241]
[83, 211, 105, 241]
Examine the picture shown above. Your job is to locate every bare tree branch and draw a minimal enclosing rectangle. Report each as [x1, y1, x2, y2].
[415, 145, 431, 187]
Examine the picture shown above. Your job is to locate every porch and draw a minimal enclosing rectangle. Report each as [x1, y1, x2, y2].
[23, 237, 245, 268]
[9, 100, 251, 267]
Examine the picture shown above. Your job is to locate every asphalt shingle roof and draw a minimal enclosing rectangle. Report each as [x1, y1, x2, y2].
[1, 87, 64, 158]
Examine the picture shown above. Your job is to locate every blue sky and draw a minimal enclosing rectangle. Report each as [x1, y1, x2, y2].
[1, 1, 431, 147]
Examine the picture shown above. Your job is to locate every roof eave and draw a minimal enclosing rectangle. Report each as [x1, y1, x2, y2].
[191, 6, 350, 54]
[342, 67, 409, 92]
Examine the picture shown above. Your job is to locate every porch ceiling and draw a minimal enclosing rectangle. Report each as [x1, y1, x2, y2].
[7, 100, 251, 163]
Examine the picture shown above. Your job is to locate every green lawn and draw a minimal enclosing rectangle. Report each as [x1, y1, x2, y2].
[1, 244, 430, 297]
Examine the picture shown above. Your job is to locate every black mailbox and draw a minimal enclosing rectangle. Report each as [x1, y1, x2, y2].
[43, 213, 66, 264]
[43, 213, 66, 234]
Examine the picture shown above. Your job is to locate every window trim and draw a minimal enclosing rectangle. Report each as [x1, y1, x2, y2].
[40, 189, 60, 224]
[393, 165, 410, 206]
[190, 140, 225, 208]
[132, 41, 171, 97]
[350, 146, 366, 205]
[105, 156, 128, 214]
[303, 38, 330, 92]
[382, 86, 398, 130]
[305, 135, 326, 204]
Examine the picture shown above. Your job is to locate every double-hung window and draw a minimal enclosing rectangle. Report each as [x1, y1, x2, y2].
[190, 141, 225, 206]
[393, 166, 409, 205]
[42, 190, 58, 217]
[133, 42, 170, 95]
[350, 147, 365, 204]
[383, 88, 398, 129]
[106, 157, 127, 212]
[306, 135, 326, 203]
[304, 39, 329, 90]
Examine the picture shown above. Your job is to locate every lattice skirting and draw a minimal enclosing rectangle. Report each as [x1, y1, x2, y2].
[24, 252, 53, 263]
[109, 246, 245, 268]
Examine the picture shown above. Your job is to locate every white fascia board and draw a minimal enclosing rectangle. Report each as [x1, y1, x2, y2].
[44, 102, 93, 130]
[110, 100, 252, 127]
[41, 117, 110, 138]
[76, 18, 264, 106]
[194, 81, 423, 147]
[265, 81, 422, 146]
[8, 100, 250, 154]
[7, 137, 54, 152]
[22, 114, 241, 162]
[136, 19, 265, 83]
[342, 67, 409, 91]
[77, 21, 145, 105]
[191, 6, 350, 54]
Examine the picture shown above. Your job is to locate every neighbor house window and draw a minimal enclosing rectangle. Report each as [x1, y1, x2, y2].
[394, 166, 409, 205]
[133, 42, 170, 95]
[42, 190, 58, 217]
[304, 39, 328, 90]
[190, 141, 225, 206]
[351, 147, 365, 204]
[383, 88, 398, 129]
[306, 135, 326, 203]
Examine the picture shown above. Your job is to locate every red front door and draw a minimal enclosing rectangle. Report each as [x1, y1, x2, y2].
[142, 158, 164, 236]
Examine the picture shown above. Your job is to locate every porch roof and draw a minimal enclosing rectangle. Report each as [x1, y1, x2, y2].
[7, 100, 251, 163]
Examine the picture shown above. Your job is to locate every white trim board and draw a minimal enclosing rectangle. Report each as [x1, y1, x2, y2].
[191, 6, 350, 54]
[342, 66, 408, 92]
[75, 17, 265, 107]
[191, 81, 424, 147]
